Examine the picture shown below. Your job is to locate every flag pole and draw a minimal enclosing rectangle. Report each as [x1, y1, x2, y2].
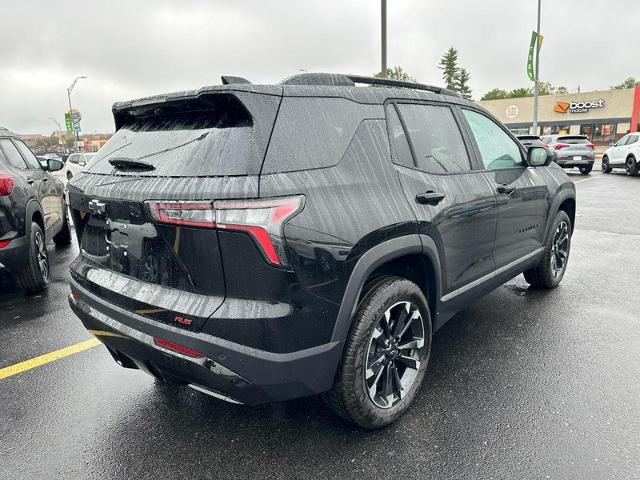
[532, 0, 541, 134]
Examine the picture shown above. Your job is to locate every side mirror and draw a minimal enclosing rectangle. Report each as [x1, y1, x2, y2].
[609, 142, 615, 147]
[47, 158, 64, 172]
[78, 161, 86, 167]
[527, 146, 550, 167]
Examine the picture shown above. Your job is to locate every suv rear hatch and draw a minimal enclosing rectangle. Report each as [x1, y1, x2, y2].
[68, 88, 282, 331]
[554, 135, 595, 158]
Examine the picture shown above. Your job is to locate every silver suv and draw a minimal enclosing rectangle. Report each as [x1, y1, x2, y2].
[540, 134, 595, 175]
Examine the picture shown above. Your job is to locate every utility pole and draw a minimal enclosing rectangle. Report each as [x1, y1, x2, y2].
[67, 76, 87, 152]
[381, 0, 387, 76]
[532, 0, 541, 134]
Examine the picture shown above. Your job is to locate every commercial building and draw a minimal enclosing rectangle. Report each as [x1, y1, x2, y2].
[478, 86, 640, 145]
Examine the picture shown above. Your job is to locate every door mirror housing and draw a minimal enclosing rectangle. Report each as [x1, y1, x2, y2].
[527, 147, 550, 167]
[609, 142, 615, 147]
[46, 158, 64, 172]
[78, 161, 86, 167]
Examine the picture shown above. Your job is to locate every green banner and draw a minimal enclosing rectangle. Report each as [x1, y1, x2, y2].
[527, 31, 537, 81]
[64, 113, 73, 133]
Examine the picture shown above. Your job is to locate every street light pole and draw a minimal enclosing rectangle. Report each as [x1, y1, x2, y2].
[67, 76, 87, 152]
[381, 0, 387, 75]
[532, 0, 541, 135]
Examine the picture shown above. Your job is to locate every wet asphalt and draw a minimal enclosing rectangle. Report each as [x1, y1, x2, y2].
[1, 167, 639, 480]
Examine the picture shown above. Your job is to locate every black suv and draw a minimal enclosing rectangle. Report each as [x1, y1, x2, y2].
[0, 127, 71, 291]
[67, 74, 576, 428]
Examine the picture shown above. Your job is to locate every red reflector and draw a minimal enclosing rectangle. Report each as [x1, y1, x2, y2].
[0, 239, 9, 248]
[153, 337, 205, 358]
[70, 291, 81, 302]
[0, 175, 14, 196]
[555, 143, 569, 150]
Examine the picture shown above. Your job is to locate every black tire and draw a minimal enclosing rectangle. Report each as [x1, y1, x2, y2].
[578, 165, 592, 175]
[523, 210, 571, 289]
[323, 276, 432, 429]
[626, 156, 639, 176]
[53, 208, 72, 247]
[66, 171, 73, 180]
[601, 156, 612, 173]
[16, 222, 49, 292]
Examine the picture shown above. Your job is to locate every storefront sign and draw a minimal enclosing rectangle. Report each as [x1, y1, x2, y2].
[505, 105, 519, 119]
[554, 99, 605, 114]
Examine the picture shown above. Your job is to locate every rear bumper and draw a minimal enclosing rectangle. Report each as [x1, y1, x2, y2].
[68, 276, 343, 406]
[0, 235, 29, 273]
[556, 158, 594, 168]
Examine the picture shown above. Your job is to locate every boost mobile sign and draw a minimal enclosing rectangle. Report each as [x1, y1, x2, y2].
[554, 99, 605, 114]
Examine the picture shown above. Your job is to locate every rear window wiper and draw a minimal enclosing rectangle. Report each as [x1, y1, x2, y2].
[108, 157, 156, 171]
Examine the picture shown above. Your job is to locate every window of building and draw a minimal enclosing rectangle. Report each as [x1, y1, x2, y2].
[581, 123, 617, 143]
[397, 103, 472, 173]
[509, 127, 530, 135]
[541, 125, 570, 135]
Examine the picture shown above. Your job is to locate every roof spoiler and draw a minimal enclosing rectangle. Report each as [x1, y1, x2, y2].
[221, 76, 252, 85]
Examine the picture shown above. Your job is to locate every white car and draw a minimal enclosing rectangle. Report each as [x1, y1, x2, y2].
[602, 133, 640, 176]
[62, 152, 96, 181]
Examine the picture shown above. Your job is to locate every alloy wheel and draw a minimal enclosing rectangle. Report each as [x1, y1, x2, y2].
[550, 220, 569, 278]
[35, 230, 49, 280]
[364, 301, 426, 409]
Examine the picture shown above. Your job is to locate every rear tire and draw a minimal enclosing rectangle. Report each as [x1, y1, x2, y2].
[579, 165, 592, 175]
[626, 156, 639, 176]
[601, 156, 612, 173]
[66, 171, 73, 181]
[16, 222, 49, 293]
[524, 210, 571, 289]
[323, 276, 432, 429]
[53, 208, 72, 247]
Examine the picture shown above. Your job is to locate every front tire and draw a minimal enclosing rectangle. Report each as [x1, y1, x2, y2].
[579, 165, 592, 175]
[323, 277, 432, 428]
[602, 156, 612, 173]
[524, 211, 571, 289]
[626, 156, 639, 176]
[16, 222, 49, 292]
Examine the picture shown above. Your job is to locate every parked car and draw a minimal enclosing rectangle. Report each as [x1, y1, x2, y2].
[63, 152, 96, 181]
[0, 127, 72, 292]
[540, 134, 595, 174]
[602, 132, 640, 175]
[67, 74, 576, 428]
[516, 134, 548, 151]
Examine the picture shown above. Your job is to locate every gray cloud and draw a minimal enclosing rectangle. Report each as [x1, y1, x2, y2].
[1, 0, 638, 134]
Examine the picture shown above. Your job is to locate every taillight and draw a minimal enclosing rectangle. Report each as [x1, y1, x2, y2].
[0, 175, 14, 196]
[554, 143, 569, 150]
[0, 239, 10, 249]
[587, 143, 596, 149]
[147, 195, 304, 267]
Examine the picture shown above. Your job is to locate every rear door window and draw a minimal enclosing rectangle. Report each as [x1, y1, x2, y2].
[86, 94, 261, 177]
[397, 103, 472, 173]
[0, 139, 28, 169]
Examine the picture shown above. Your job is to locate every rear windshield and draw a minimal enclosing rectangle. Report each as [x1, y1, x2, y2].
[518, 136, 540, 141]
[86, 94, 259, 176]
[557, 136, 589, 144]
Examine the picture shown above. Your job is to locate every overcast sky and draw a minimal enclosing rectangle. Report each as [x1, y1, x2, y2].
[2, 0, 638, 134]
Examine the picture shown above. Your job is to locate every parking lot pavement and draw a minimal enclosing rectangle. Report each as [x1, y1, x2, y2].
[1, 168, 639, 480]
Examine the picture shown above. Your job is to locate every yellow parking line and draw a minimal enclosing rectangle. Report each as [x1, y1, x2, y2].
[575, 176, 598, 184]
[0, 338, 100, 380]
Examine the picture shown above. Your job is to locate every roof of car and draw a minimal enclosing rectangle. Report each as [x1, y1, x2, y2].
[111, 73, 476, 115]
[0, 127, 19, 138]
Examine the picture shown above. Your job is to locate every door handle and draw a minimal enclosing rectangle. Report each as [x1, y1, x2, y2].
[415, 191, 446, 205]
[42, 177, 48, 182]
[26, 177, 34, 185]
[496, 184, 515, 195]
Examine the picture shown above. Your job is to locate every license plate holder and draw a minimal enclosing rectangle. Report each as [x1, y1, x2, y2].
[573, 155, 581, 160]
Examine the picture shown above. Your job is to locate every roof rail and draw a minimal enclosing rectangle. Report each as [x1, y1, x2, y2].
[347, 75, 459, 97]
[278, 72, 459, 96]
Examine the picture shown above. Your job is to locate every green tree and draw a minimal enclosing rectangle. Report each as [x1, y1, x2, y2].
[374, 66, 416, 82]
[556, 86, 569, 95]
[538, 81, 555, 95]
[438, 47, 459, 90]
[612, 77, 639, 89]
[507, 87, 533, 98]
[480, 88, 509, 101]
[456, 68, 472, 100]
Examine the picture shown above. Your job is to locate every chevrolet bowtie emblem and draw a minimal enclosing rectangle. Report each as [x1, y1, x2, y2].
[88, 199, 106, 216]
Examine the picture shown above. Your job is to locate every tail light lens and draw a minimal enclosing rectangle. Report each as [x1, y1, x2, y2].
[153, 337, 205, 358]
[0, 175, 14, 196]
[554, 143, 569, 150]
[587, 143, 596, 149]
[0, 239, 10, 248]
[147, 195, 304, 267]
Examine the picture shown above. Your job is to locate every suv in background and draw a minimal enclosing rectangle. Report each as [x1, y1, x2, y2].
[63, 152, 96, 181]
[602, 132, 640, 175]
[517, 134, 548, 152]
[67, 74, 576, 428]
[540, 134, 595, 174]
[0, 127, 71, 291]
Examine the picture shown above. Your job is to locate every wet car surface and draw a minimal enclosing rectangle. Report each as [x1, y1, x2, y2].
[1, 168, 639, 479]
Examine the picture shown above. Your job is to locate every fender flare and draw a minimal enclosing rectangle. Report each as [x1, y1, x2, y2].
[542, 187, 576, 244]
[330, 234, 442, 343]
[24, 199, 44, 236]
